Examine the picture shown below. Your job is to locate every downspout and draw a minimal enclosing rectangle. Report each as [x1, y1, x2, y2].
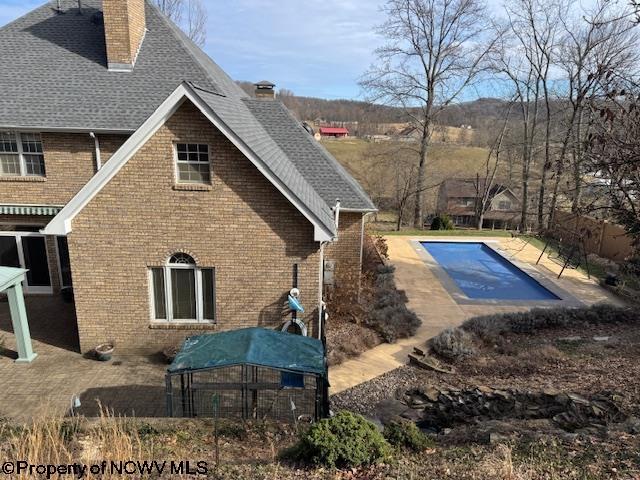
[358, 212, 374, 300]
[89, 132, 101, 171]
[319, 199, 341, 340]
[318, 241, 327, 340]
[333, 199, 341, 239]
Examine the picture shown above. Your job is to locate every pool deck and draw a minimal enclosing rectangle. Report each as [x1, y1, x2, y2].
[328, 235, 623, 395]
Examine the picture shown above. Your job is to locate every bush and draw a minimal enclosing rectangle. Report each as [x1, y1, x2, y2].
[383, 420, 434, 452]
[462, 304, 640, 338]
[367, 304, 422, 343]
[455, 304, 640, 354]
[431, 214, 454, 231]
[365, 264, 422, 343]
[429, 327, 475, 360]
[284, 411, 391, 468]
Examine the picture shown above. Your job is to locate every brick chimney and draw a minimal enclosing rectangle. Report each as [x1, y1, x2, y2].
[254, 81, 276, 100]
[102, 0, 146, 71]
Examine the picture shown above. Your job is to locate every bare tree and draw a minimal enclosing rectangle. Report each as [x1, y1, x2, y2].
[156, 0, 207, 46]
[491, 0, 562, 231]
[585, 80, 640, 247]
[361, 0, 496, 229]
[361, 143, 418, 230]
[549, 0, 639, 221]
[474, 101, 514, 229]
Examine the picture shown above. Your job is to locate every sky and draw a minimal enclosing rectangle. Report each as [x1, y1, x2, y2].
[0, 0, 387, 100]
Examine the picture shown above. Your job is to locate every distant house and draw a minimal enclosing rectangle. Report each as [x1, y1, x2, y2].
[319, 127, 349, 138]
[436, 179, 520, 229]
[396, 125, 421, 142]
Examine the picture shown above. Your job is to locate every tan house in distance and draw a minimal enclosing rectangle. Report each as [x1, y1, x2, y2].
[0, 0, 375, 353]
[436, 179, 520, 229]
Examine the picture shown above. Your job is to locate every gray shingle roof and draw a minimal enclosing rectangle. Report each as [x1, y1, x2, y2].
[0, 0, 238, 131]
[0, 0, 375, 220]
[245, 99, 375, 211]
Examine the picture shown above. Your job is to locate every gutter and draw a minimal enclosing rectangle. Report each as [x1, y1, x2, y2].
[337, 207, 378, 213]
[0, 125, 135, 135]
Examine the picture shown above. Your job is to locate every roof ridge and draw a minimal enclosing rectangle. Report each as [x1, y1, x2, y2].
[146, 0, 246, 98]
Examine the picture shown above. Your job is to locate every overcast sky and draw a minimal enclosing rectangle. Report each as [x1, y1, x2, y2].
[0, 0, 389, 99]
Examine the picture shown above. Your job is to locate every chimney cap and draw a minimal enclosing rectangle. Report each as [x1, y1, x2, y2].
[254, 80, 276, 89]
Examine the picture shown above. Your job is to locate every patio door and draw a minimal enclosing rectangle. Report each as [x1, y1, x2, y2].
[0, 232, 52, 294]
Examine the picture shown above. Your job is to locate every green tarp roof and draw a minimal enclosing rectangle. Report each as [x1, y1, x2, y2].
[168, 327, 326, 375]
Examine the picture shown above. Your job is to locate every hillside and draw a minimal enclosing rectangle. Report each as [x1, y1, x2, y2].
[321, 138, 499, 214]
[237, 81, 508, 130]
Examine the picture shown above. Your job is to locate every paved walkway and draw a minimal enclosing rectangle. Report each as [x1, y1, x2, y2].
[328, 235, 621, 394]
[0, 296, 167, 422]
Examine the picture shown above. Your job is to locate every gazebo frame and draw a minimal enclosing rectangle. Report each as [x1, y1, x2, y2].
[0, 266, 37, 363]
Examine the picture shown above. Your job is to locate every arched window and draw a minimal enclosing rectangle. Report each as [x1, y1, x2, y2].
[150, 253, 215, 323]
[168, 253, 196, 265]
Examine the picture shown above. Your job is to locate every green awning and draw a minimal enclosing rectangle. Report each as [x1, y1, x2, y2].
[0, 205, 63, 216]
[168, 327, 326, 375]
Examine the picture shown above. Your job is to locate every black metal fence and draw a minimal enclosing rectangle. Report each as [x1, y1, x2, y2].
[166, 364, 327, 422]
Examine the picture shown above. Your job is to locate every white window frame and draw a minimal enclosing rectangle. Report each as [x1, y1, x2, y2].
[173, 142, 211, 184]
[149, 257, 215, 324]
[0, 132, 45, 177]
[0, 230, 53, 294]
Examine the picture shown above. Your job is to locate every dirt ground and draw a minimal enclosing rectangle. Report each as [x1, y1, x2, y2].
[333, 320, 640, 415]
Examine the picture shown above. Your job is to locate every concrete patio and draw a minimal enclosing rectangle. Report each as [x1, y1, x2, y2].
[0, 296, 167, 422]
[328, 235, 622, 394]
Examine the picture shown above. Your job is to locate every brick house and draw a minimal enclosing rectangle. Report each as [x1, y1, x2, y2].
[0, 0, 375, 353]
[436, 179, 519, 229]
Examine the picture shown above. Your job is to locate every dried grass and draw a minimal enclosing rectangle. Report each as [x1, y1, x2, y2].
[1, 406, 166, 480]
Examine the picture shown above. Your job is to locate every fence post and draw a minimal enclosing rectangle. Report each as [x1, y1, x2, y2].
[598, 220, 607, 258]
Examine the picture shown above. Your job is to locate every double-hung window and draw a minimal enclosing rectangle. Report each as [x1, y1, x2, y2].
[150, 253, 215, 323]
[0, 132, 45, 177]
[175, 143, 211, 184]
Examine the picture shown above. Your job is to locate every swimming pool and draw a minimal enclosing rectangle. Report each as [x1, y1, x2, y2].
[420, 242, 560, 301]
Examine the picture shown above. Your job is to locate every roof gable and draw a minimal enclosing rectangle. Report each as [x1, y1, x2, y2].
[43, 83, 335, 241]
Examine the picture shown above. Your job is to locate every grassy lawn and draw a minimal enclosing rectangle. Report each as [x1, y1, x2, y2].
[322, 138, 494, 211]
[375, 229, 513, 237]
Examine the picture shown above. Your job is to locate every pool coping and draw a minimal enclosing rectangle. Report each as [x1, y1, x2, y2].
[411, 239, 584, 307]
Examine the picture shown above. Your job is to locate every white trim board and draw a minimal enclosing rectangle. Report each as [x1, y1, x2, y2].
[42, 83, 334, 242]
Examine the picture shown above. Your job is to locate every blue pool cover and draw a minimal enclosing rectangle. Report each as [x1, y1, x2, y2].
[421, 242, 560, 301]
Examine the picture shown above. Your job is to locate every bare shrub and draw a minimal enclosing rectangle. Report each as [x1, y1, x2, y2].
[491, 345, 565, 375]
[367, 304, 422, 343]
[462, 304, 640, 338]
[365, 264, 422, 343]
[429, 328, 476, 360]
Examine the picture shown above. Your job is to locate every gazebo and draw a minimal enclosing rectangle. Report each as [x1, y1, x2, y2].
[0, 267, 37, 363]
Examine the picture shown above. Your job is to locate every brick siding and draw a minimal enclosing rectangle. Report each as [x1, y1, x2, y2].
[68, 101, 322, 353]
[0, 133, 128, 206]
[102, 0, 146, 67]
[325, 211, 364, 282]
